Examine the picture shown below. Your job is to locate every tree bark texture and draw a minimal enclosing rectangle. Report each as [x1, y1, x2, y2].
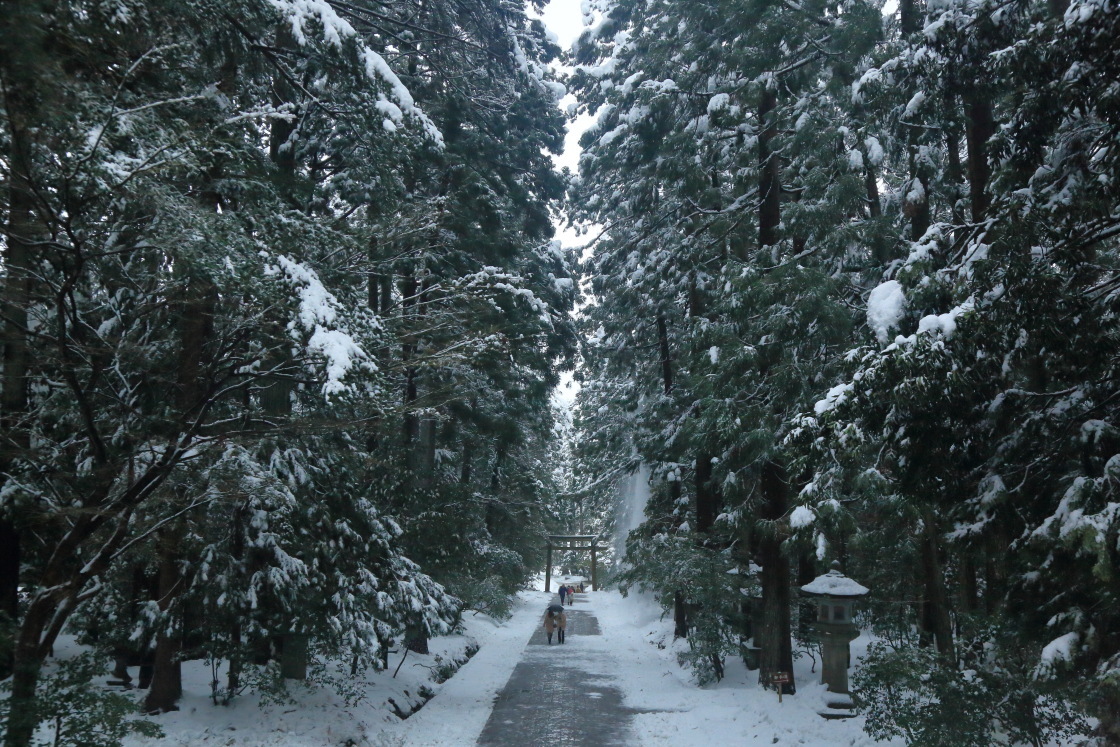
[756, 79, 793, 692]
[1, 3, 48, 740]
[864, 162, 882, 219]
[1095, 681, 1120, 744]
[0, 519, 18, 678]
[226, 503, 247, 697]
[946, 127, 965, 225]
[758, 86, 781, 250]
[657, 316, 673, 394]
[403, 268, 430, 658]
[899, 0, 922, 35]
[674, 589, 689, 639]
[965, 95, 995, 223]
[460, 433, 473, 484]
[907, 129, 931, 243]
[401, 269, 420, 457]
[958, 553, 979, 614]
[5, 626, 44, 747]
[0, 513, 15, 643]
[920, 511, 956, 662]
[406, 628, 431, 655]
[268, 22, 300, 209]
[0, 4, 41, 686]
[144, 530, 185, 713]
[695, 454, 718, 534]
[668, 476, 689, 638]
[176, 280, 217, 414]
[757, 462, 795, 694]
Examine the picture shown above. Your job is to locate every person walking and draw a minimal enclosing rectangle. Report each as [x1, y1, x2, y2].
[567, 585, 575, 605]
[558, 584, 568, 606]
[544, 605, 567, 644]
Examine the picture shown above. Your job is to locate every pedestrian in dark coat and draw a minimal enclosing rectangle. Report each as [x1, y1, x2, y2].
[558, 585, 568, 605]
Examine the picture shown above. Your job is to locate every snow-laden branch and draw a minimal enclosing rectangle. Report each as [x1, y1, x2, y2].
[264, 253, 377, 396]
[269, 0, 444, 145]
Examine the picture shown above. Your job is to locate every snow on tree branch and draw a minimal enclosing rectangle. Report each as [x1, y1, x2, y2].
[264, 253, 377, 396]
[269, 0, 444, 145]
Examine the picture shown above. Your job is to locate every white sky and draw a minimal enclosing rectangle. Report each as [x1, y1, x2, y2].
[536, 0, 586, 49]
[530, 0, 596, 192]
[531, 0, 593, 412]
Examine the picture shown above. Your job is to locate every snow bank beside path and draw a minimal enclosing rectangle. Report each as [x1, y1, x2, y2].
[396, 589, 549, 745]
[590, 590, 898, 746]
[118, 591, 542, 747]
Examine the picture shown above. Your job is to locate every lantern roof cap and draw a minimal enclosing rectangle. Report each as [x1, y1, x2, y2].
[801, 561, 869, 597]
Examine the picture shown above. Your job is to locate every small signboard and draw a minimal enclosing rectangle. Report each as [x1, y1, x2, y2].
[769, 671, 793, 702]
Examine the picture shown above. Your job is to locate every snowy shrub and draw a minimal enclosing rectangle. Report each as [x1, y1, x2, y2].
[675, 612, 740, 687]
[854, 643, 992, 745]
[428, 643, 479, 684]
[618, 532, 748, 685]
[239, 661, 295, 708]
[457, 576, 516, 621]
[853, 640, 1088, 746]
[305, 654, 377, 708]
[6, 652, 163, 747]
[792, 599, 823, 673]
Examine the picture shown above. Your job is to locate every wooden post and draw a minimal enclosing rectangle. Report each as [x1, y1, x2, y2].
[545, 541, 553, 592]
[769, 671, 792, 702]
[590, 544, 597, 591]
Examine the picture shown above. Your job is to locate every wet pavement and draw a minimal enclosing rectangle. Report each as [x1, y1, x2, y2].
[476, 594, 640, 746]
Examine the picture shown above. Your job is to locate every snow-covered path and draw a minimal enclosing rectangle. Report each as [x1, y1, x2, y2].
[405, 588, 893, 746]
[477, 594, 634, 745]
[118, 587, 895, 746]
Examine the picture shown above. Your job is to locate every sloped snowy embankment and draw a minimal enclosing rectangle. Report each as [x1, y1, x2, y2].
[117, 592, 544, 747]
[585, 591, 898, 746]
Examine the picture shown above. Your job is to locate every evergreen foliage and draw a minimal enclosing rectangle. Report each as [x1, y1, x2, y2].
[5, 0, 1120, 741]
[570, 0, 1120, 740]
[1, 0, 572, 742]
[6, 653, 163, 747]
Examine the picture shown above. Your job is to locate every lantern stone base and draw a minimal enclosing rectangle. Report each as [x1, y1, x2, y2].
[811, 625, 859, 720]
[812, 623, 859, 694]
[818, 690, 856, 719]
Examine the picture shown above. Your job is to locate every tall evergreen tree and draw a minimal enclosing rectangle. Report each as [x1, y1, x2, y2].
[1, 0, 573, 741]
[570, 0, 880, 689]
[789, 0, 1120, 739]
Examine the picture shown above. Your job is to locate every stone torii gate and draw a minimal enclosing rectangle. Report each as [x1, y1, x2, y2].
[544, 534, 601, 592]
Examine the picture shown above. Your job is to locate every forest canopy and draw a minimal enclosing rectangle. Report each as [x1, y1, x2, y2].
[569, 0, 1120, 742]
[4, 0, 1120, 744]
[1, 1, 575, 744]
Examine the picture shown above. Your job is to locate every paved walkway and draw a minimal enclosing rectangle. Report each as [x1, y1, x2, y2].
[476, 593, 638, 746]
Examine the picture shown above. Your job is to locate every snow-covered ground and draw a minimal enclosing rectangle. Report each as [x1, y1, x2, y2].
[112, 596, 536, 747]
[9, 574, 902, 745]
[91, 583, 896, 746]
[589, 590, 893, 746]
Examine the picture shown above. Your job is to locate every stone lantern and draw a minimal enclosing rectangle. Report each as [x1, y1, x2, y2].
[801, 561, 869, 718]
